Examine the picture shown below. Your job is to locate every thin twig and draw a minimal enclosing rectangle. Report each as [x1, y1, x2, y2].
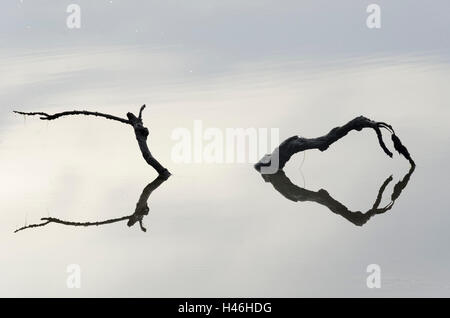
[13, 110, 131, 125]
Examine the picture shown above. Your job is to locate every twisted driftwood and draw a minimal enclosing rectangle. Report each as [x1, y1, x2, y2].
[15, 174, 169, 233]
[255, 116, 415, 173]
[261, 165, 415, 226]
[14, 105, 170, 177]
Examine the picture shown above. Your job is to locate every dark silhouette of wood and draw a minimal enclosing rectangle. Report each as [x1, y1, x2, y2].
[260, 165, 415, 226]
[255, 116, 415, 173]
[15, 174, 169, 233]
[14, 105, 170, 178]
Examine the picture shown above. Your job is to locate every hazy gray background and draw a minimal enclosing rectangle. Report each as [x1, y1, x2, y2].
[0, 1, 449, 297]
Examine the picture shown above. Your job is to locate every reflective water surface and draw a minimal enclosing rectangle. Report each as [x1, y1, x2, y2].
[1, 1, 450, 297]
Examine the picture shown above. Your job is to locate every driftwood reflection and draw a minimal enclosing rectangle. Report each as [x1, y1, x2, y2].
[261, 166, 415, 226]
[15, 175, 169, 233]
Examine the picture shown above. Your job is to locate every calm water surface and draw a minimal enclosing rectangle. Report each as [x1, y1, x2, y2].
[0, 1, 449, 297]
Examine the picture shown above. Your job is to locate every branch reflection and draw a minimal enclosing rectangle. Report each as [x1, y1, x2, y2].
[15, 175, 169, 233]
[260, 166, 415, 226]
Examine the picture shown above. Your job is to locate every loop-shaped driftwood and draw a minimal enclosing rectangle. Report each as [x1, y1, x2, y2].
[255, 116, 415, 173]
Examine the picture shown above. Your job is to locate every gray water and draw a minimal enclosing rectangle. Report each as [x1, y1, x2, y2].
[1, 1, 449, 297]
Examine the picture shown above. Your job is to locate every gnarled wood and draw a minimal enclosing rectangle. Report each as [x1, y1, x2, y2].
[255, 116, 415, 173]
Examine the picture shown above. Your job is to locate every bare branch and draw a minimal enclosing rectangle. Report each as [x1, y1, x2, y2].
[14, 109, 131, 125]
[14, 106, 170, 176]
[127, 110, 170, 178]
[15, 216, 130, 233]
[14, 220, 52, 233]
[138, 104, 146, 120]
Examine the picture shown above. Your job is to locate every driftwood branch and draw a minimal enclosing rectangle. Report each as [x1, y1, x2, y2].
[126, 105, 169, 177]
[15, 174, 169, 233]
[13, 110, 131, 124]
[14, 105, 170, 177]
[261, 165, 415, 226]
[255, 116, 415, 173]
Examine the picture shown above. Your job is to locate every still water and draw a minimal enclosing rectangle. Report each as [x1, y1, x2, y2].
[1, 1, 449, 297]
